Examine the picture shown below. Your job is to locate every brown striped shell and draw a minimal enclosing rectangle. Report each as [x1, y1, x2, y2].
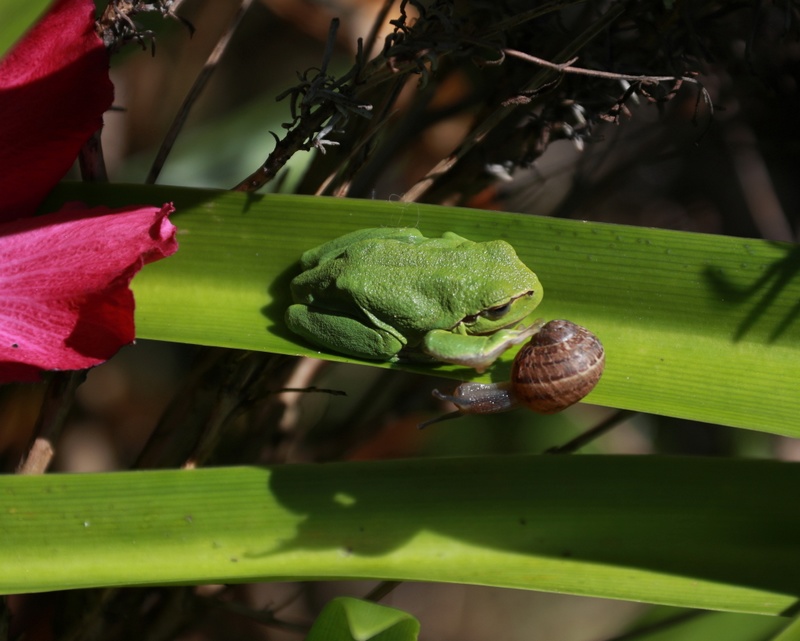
[511, 319, 605, 414]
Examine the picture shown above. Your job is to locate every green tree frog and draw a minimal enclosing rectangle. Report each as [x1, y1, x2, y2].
[285, 227, 543, 371]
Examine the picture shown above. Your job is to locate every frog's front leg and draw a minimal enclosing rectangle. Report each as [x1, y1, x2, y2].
[286, 304, 405, 360]
[422, 318, 545, 372]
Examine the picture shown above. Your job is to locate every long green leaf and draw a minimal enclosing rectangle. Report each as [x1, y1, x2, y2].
[2, 456, 800, 615]
[42, 184, 800, 435]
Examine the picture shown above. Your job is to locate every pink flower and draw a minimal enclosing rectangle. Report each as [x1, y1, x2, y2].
[0, 0, 178, 383]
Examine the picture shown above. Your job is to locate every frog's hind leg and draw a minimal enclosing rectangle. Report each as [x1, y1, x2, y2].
[286, 305, 404, 361]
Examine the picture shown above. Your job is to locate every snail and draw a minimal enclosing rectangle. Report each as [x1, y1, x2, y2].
[419, 320, 605, 428]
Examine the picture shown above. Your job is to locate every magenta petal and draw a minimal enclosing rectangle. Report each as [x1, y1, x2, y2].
[0, 204, 177, 383]
[0, 0, 113, 221]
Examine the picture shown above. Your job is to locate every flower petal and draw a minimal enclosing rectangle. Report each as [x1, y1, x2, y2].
[0, 203, 177, 382]
[0, 0, 113, 221]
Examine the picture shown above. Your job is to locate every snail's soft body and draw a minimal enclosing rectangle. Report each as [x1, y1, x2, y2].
[422, 320, 604, 427]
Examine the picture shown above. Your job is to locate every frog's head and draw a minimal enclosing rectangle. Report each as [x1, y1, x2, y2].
[442, 239, 543, 336]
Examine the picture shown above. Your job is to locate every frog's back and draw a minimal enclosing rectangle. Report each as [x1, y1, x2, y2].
[325, 234, 538, 337]
[300, 227, 424, 269]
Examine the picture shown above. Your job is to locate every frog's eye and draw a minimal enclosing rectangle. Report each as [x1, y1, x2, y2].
[481, 302, 513, 321]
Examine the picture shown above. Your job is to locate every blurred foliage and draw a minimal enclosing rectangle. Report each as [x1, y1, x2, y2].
[0, 0, 52, 58]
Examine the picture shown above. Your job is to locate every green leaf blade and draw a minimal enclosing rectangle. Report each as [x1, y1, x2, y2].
[2, 456, 800, 615]
[41, 184, 800, 435]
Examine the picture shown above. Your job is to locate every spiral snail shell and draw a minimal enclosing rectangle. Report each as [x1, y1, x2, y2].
[511, 319, 605, 414]
[420, 320, 604, 427]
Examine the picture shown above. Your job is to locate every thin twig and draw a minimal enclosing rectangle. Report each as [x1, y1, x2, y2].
[725, 121, 795, 242]
[545, 409, 637, 455]
[501, 48, 714, 136]
[233, 20, 352, 191]
[19, 439, 55, 475]
[147, 0, 253, 184]
[400, 2, 626, 202]
[362, 0, 396, 59]
[279, 386, 346, 396]
[485, 0, 589, 38]
[78, 129, 108, 182]
[503, 47, 706, 87]
[97, 0, 194, 52]
[364, 581, 403, 602]
[18, 372, 86, 474]
[199, 595, 309, 633]
[183, 352, 276, 468]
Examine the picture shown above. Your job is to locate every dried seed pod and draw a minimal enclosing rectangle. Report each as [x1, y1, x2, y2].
[511, 319, 605, 414]
[420, 320, 604, 427]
